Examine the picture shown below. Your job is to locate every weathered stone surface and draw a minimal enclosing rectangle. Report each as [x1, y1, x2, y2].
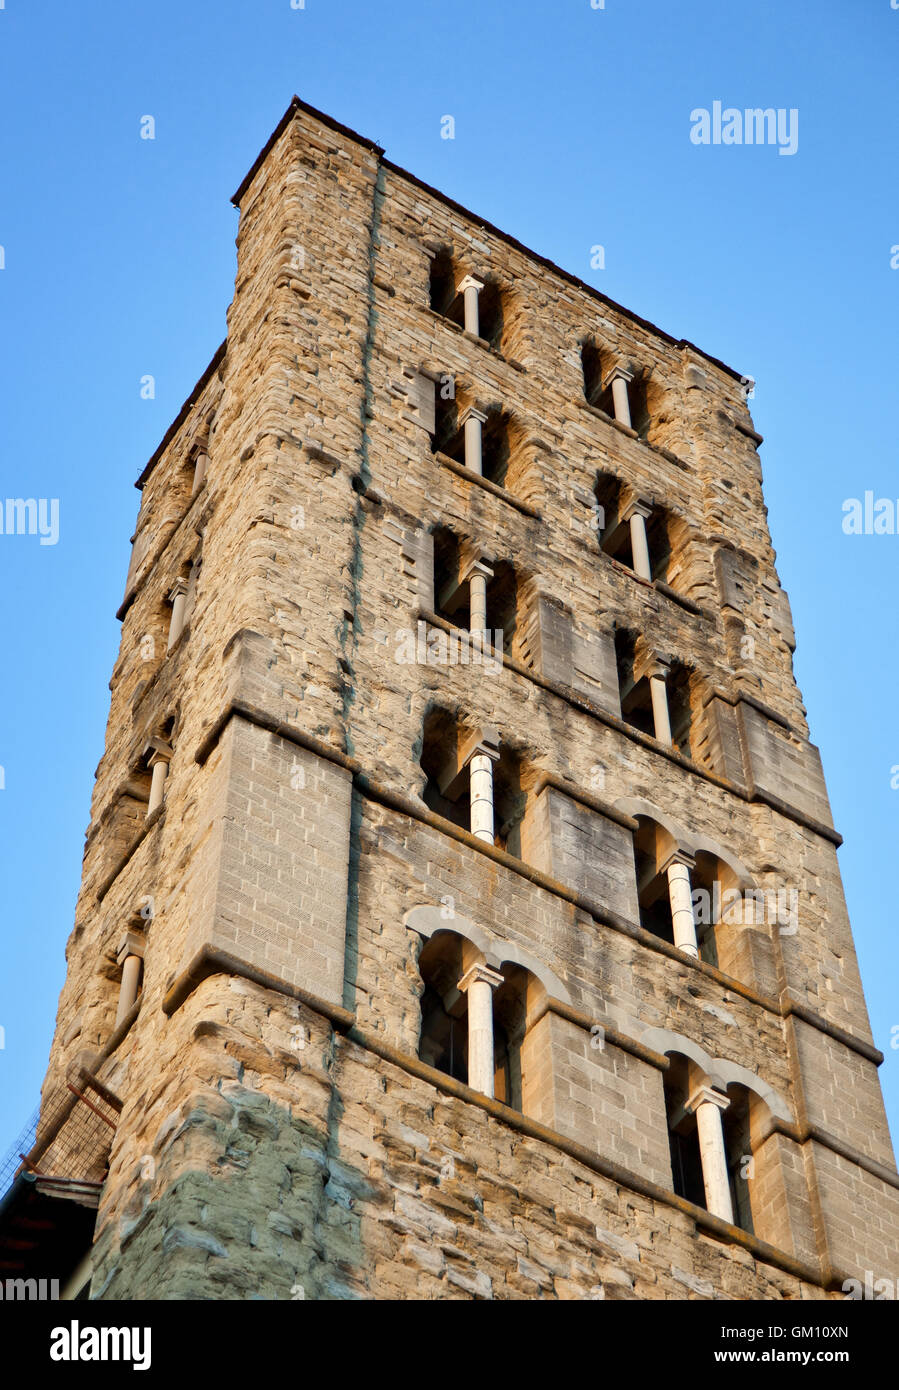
[22, 97, 897, 1302]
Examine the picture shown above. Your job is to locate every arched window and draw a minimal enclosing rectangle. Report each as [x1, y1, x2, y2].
[594, 472, 632, 568]
[690, 852, 723, 967]
[429, 253, 505, 350]
[667, 660, 697, 758]
[644, 507, 672, 582]
[491, 963, 532, 1111]
[431, 390, 459, 459]
[581, 353, 652, 432]
[431, 399, 507, 483]
[631, 815, 704, 960]
[722, 1083, 755, 1235]
[432, 393, 536, 502]
[477, 279, 504, 351]
[664, 1056, 706, 1206]
[488, 560, 523, 659]
[431, 527, 526, 661]
[594, 474, 673, 584]
[628, 372, 651, 438]
[419, 708, 471, 835]
[429, 248, 456, 318]
[581, 339, 605, 406]
[417, 931, 468, 1083]
[479, 411, 513, 488]
[661, 1050, 750, 1228]
[663, 1055, 758, 1233]
[614, 633, 700, 756]
[416, 931, 541, 1114]
[634, 815, 676, 946]
[432, 525, 464, 623]
[689, 850, 758, 971]
[625, 816, 766, 983]
[615, 629, 655, 738]
[418, 710, 527, 856]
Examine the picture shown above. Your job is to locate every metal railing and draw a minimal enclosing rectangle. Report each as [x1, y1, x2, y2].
[0, 1107, 40, 1202]
[0, 1074, 121, 1203]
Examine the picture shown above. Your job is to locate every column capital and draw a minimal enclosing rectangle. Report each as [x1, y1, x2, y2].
[661, 849, 696, 875]
[459, 406, 488, 427]
[686, 1085, 730, 1115]
[167, 577, 189, 604]
[457, 962, 504, 994]
[635, 647, 671, 683]
[460, 726, 501, 769]
[457, 275, 484, 295]
[460, 554, 495, 584]
[603, 365, 635, 390]
[621, 495, 653, 523]
[144, 738, 173, 768]
[116, 930, 145, 967]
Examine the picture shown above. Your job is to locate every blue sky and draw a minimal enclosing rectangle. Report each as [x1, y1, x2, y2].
[1, 0, 897, 1160]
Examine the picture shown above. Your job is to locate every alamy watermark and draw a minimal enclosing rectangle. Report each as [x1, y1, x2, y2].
[0, 1277, 59, 1299]
[690, 103, 799, 157]
[842, 1271, 898, 1300]
[842, 491, 899, 535]
[692, 884, 799, 936]
[394, 622, 503, 674]
[50, 1321, 151, 1369]
[0, 498, 59, 545]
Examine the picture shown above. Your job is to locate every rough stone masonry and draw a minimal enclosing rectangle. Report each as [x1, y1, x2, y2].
[16, 96, 899, 1301]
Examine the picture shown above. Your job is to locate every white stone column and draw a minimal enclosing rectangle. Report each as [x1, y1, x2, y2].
[191, 451, 208, 497]
[469, 571, 487, 634]
[687, 1085, 734, 1224]
[608, 367, 634, 428]
[460, 407, 487, 476]
[115, 931, 145, 1026]
[463, 555, 493, 637]
[663, 850, 699, 958]
[166, 577, 190, 651]
[458, 275, 484, 337]
[146, 743, 172, 817]
[464, 735, 500, 844]
[622, 499, 653, 581]
[457, 962, 504, 1097]
[648, 661, 673, 745]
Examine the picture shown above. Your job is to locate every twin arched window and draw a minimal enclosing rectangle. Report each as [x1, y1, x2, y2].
[415, 927, 546, 1111]
[664, 1055, 762, 1235]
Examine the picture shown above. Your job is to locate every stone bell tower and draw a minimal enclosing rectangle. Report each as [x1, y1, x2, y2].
[2, 96, 896, 1301]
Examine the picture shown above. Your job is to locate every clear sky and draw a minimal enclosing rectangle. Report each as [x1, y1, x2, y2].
[1, 0, 897, 1161]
